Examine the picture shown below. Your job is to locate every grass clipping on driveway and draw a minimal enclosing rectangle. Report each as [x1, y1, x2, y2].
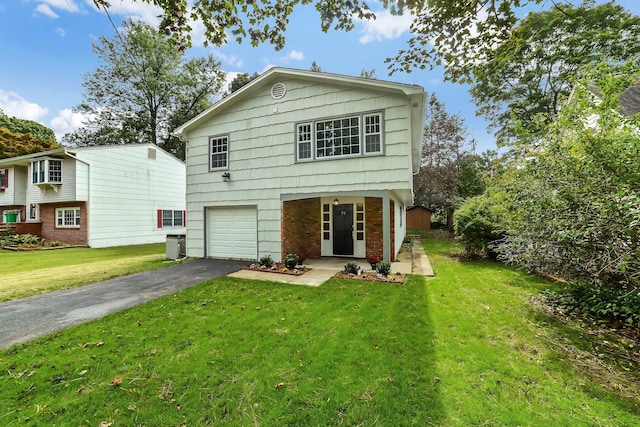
[1, 239, 639, 425]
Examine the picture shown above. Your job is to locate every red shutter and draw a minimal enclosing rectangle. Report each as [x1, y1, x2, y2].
[183, 210, 186, 227]
[157, 209, 163, 228]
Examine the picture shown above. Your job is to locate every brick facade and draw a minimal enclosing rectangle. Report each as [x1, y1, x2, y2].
[282, 196, 395, 261]
[281, 198, 322, 258]
[39, 202, 88, 245]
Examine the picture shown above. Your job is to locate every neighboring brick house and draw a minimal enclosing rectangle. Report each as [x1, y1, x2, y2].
[174, 67, 426, 262]
[0, 144, 185, 247]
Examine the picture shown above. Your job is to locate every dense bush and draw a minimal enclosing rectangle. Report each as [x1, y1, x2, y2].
[0, 234, 40, 246]
[490, 63, 640, 326]
[545, 281, 640, 326]
[454, 192, 505, 258]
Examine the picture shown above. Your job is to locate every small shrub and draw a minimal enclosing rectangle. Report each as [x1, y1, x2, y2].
[376, 261, 392, 277]
[0, 233, 40, 247]
[547, 280, 640, 326]
[283, 253, 299, 269]
[297, 253, 306, 265]
[344, 262, 360, 275]
[259, 254, 274, 267]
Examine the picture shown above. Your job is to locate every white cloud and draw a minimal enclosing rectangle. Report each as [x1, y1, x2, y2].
[287, 50, 305, 61]
[214, 51, 244, 68]
[358, 10, 413, 44]
[35, 3, 59, 18]
[35, 0, 80, 14]
[0, 90, 49, 122]
[55, 27, 67, 37]
[87, 0, 162, 27]
[50, 108, 89, 139]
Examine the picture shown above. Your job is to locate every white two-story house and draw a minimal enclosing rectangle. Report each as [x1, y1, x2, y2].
[174, 68, 426, 262]
[0, 144, 185, 247]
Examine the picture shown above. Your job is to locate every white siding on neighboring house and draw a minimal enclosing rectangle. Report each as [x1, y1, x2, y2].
[74, 144, 186, 248]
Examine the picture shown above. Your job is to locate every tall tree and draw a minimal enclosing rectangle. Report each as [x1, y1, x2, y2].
[0, 109, 56, 142]
[0, 128, 60, 160]
[228, 72, 260, 95]
[64, 19, 225, 159]
[469, 2, 640, 146]
[93, 0, 563, 78]
[309, 61, 323, 72]
[493, 62, 640, 290]
[413, 94, 474, 231]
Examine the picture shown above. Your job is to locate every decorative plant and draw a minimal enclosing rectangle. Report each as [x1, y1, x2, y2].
[344, 261, 360, 275]
[297, 253, 306, 265]
[366, 255, 379, 270]
[259, 254, 274, 267]
[283, 253, 299, 269]
[376, 261, 392, 277]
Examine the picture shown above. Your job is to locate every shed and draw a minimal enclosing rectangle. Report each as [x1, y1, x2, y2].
[407, 206, 431, 230]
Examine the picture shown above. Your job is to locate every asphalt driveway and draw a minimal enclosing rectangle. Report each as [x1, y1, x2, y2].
[0, 258, 246, 350]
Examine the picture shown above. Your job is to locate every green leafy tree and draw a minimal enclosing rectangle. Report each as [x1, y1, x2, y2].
[64, 19, 225, 159]
[93, 0, 564, 78]
[494, 62, 640, 299]
[413, 94, 475, 231]
[228, 72, 260, 94]
[309, 61, 323, 72]
[0, 109, 56, 142]
[468, 2, 640, 146]
[0, 128, 60, 160]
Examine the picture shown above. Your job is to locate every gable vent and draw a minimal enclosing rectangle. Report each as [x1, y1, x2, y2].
[271, 82, 287, 100]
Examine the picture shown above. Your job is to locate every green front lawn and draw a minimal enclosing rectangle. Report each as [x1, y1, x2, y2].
[0, 243, 172, 302]
[1, 239, 638, 425]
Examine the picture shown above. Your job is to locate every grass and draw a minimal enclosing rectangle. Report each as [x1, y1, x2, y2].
[0, 243, 172, 302]
[0, 238, 638, 425]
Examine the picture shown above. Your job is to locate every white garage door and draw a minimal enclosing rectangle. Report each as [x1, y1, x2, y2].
[207, 206, 257, 260]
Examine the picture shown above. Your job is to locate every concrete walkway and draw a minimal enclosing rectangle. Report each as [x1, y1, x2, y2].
[0, 258, 246, 350]
[228, 239, 434, 285]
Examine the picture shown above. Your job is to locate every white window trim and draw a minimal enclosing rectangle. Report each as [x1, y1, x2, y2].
[31, 158, 63, 185]
[296, 111, 384, 162]
[209, 135, 229, 171]
[162, 209, 184, 227]
[56, 207, 80, 228]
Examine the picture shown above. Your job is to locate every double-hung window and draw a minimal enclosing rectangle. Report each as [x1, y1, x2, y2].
[296, 112, 383, 161]
[56, 207, 80, 228]
[158, 210, 185, 228]
[31, 158, 63, 184]
[0, 169, 8, 189]
[209, 136, 229, 170]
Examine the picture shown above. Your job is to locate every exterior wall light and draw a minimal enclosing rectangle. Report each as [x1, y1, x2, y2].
[222, 172, 231, 182]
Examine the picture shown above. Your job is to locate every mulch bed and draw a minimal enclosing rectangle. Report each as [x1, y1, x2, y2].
[333, 270, 406, 284]
[244, 264, 311, 276]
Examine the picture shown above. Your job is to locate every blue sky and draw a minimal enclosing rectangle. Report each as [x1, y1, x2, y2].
[1, 0, 638, 153]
